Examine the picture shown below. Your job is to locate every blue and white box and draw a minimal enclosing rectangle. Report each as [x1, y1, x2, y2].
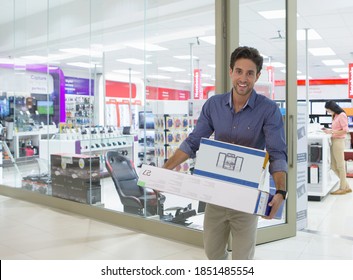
[137, 164, 284, 218]
[194, 138, 268, 189]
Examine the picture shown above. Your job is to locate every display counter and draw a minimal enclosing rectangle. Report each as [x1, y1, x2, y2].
[307, 132, 339, 200]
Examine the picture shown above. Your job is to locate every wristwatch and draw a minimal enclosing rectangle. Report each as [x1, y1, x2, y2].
[275, 190, 288, 200]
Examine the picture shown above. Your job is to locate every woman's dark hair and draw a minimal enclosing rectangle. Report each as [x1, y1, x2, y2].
[325, 100, 345, 115]
[229, 46, 263, 74]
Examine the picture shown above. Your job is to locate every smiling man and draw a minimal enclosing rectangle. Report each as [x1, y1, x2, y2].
[163, 46, 288, 260]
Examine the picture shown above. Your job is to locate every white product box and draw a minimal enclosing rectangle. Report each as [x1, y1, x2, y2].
[137, 165, 283, 218]
[194, 138, 268, 189]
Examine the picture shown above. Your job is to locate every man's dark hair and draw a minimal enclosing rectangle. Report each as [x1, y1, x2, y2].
[229, 46, 263, 74]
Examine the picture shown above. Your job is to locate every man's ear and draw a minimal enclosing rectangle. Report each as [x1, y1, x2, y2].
[229, 67, 233, 76]
[255, 71, 261, 82]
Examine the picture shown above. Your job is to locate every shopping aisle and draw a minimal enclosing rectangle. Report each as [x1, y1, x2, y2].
[1, 186, 353, 260]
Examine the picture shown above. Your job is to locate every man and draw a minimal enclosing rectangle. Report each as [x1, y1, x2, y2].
[163, 46, 287, 260]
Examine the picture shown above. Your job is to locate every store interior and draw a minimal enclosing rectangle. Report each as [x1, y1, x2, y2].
[1, 0, 353, 245]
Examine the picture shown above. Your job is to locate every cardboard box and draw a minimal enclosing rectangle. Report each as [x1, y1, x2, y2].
[137, 165, 283, 218]
[194, 138, 268, 189]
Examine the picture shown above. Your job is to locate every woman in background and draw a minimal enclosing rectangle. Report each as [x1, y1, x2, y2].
[323, 100, 352, 195]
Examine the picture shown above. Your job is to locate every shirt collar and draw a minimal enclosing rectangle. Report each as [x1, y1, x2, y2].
[226, 89, 257, 110]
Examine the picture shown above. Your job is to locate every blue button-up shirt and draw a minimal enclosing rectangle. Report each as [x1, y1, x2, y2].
[180, 90, 288, 174]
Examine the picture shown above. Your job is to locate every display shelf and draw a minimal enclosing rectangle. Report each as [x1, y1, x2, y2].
[154, 114, 191, 172]
[307, 133, 339, 200]
[344, 149, 353, 178]
[40, 131, 135, 178]
[65, 95, 93, 125]
[12, 125, 58, 159]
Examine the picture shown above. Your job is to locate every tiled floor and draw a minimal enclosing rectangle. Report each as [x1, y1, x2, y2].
[1, 184, 353, 260]
[1, 159, 353, 260]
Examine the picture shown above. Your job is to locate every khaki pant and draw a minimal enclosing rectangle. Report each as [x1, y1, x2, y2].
[331, 138, 349, 189]
[203, 203, 258, 260]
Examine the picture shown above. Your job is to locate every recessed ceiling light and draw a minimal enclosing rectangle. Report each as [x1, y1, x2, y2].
[297, 75, 312, 79]
[158, 66, 185, 72]
[175, 79, 191, 83]
[297, 29, 322, 40]
[280, 69, 302, 74]
[113, 69, 141, 74]
[60, 48, 102, 57]
[199, 36, 215, 45]
[174, 55, 199, 60]
[322, 59, 344, 66]
[202, 82, 214, 86]
[340, 74, 348, 78]
[208, 64, 216, 68]
[147, 74, 171, 80]
[308, 47, 335, 56]
[258, 10, 286, 19]
[125, 42, 167, 51]
[332, 67, 348, 73]
[66, 62, 102, 68]
[116, 58, 151, 65]
[263, 62, 286, 68]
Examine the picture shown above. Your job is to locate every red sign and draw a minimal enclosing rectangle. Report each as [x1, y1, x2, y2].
[193, 69, 202, 99]
[146, 86, 190, 100]
[266, 66, 275, 100]
[106, 80, 136, 98]
[349, 63, 353, 98]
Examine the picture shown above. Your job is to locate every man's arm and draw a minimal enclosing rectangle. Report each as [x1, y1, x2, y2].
[263, 171, 286, 219]
[163, 149, 190, 170]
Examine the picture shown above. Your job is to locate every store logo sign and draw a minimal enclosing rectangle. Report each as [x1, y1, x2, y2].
[349, 63, 353, 98]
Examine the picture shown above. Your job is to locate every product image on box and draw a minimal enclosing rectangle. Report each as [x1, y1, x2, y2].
[216, 152, 244, 172]
[194, 138, 268, 189]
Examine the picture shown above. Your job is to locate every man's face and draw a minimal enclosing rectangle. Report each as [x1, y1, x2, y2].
[229, 58, 261, 97]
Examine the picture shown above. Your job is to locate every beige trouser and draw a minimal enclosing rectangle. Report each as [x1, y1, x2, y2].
[203, 203, 258, 260]
[331, 138, 349, 189]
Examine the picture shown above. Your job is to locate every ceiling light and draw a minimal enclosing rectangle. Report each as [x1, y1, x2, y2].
[66, 62, 102, 68]
[126, 42, 167, 51]
[199, 36, 215, 45]
[116, 58, 151, 65]
[202, 82, 214, 86]
[174, 55, 199, 60]
[308, 47, 335, 56]
[113, 69, 141, 74]
[332, 67, 348, 73]
[322, 59, 344, 66]
[175, 79, 191, 83]
[60, 48, 102, 58]
[297, 29, 322, 40]
[208, 64, 216, 68]
[158, 66, 185, 72]
[340, 74, 348, 78]
[258, 10, 286, 19]
[146, 74, 171, 80]
[280, 69, 302, 74]
[263, 62, 286, 68]
[297, 75, 312, 79]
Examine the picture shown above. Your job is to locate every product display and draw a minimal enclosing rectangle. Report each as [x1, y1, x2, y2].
[51, 154, 101, 204]
[154, 114, 190, 170]
[307, 133, 340, 200]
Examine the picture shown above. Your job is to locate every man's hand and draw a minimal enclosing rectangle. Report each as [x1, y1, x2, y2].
[262, 193, 284, 220]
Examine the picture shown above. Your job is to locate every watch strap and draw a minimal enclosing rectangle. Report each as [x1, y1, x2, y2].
[275, 190, 287, 200]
